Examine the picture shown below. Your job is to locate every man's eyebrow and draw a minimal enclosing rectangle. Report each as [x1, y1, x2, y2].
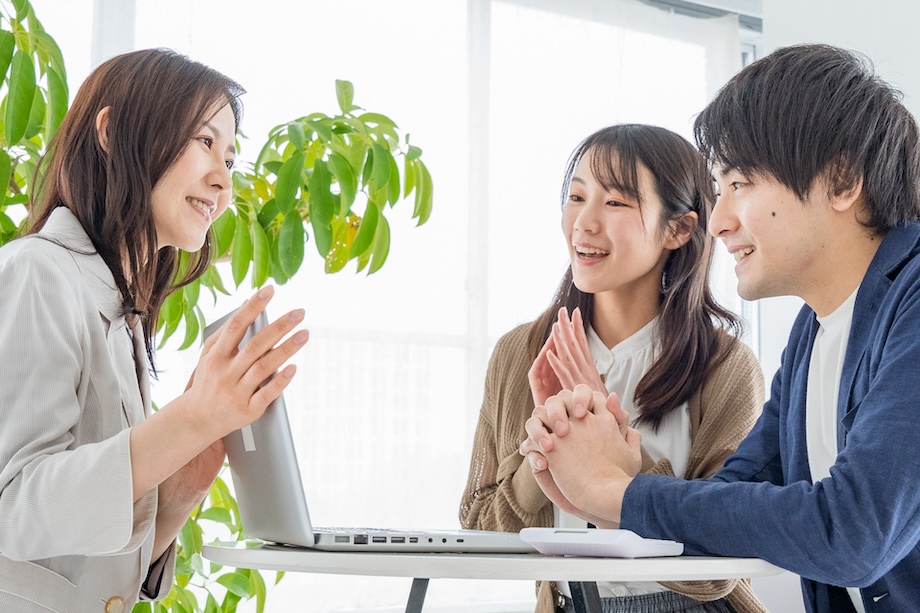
[711, 165, 740, 180]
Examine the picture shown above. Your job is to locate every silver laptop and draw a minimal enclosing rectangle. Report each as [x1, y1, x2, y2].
[203, 310, 535, 554]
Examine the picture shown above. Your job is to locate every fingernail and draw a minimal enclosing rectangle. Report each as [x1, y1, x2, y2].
[282, 364, 296, 378]
[535, 458, 546, 471]
[293, 330, 308, 345]
[257, 286, 273, 299]
[289, 309, 305, 323]
[555, 420, 566, 432]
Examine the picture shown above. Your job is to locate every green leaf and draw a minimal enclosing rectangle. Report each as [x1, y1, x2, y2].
[327, 152, 357, 215]
[250, 221, 270, 286]
[179, 300, 201, 350]
[198, 507, 233, 525]
[335, 79, 355, 114]
[158, 289, 185, 347]
[406, 143, 423, 161]
[0, 31, 15, 84]
[404, 158, 417, 199]
[357, 112, 397, 129]
[44, 66, 68, 140]
[11, 0, 28, 21]
[0, 153, 10, 208]
[31, 31, 67, 77]
[250, 566, 267, 613]
[350, 201, 378, 258]
[220, 589, 242, 612]
[371, 143, 391, 190]
[324, 217, 351, 274]
[262, 160, 282, 175]
[6, 50, 37, 145]
[307, 118, 333, 143]
[254, 199, 279, 230]
[311, 212, 332, 258]
[413, 160, 434, 225]
[273, 151, 304, 215]
[279, 210, 305, 277]
[25, 85, 46, 139]
[387, 151, 400, 206]
[288, 121, 305, 151]
[361, 146, 374, 185]
[178, 516, 204, 557]
[231, 210, 253, 286]
[368, 214, 390, 274]
[211, 208, 236, 258]
[308, 159, 334, 225]
[217, 569, 253, 598]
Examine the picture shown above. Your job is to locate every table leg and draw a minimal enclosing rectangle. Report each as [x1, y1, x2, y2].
[405, 577, 429, 613]
[570, 581, 602, 613]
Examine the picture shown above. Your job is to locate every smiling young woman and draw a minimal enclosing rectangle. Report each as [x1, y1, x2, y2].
[461, 124, 767, 613]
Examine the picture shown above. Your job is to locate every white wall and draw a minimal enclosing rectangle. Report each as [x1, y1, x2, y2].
[749, 2, 920, 611]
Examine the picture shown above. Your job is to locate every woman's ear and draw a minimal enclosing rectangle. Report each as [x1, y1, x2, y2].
[664, 211, 698, 250]
[95, 106, 111, 152]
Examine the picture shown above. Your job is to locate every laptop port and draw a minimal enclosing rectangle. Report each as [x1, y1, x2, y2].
[409, 537, 419, 543]
[354, 534, 369, 545]
[372, 536, 387, 543]
[335, 536, 349, 543]
[391, 537, 406, 543]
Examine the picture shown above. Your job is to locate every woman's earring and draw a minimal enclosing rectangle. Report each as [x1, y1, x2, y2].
[660, 270, 668, 294]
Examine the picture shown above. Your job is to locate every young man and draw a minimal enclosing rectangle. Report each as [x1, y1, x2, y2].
[521, 44, 920, 613]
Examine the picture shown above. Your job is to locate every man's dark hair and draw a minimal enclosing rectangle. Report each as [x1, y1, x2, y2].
[694, 43, 920, 232]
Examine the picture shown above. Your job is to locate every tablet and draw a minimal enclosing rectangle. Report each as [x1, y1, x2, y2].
[519, 528, 683, 558]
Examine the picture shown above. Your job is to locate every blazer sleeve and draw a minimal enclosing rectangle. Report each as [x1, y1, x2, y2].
[0, 245, 153, 561]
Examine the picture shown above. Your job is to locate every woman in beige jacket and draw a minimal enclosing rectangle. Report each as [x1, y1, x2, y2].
[460, 125, 766, 613]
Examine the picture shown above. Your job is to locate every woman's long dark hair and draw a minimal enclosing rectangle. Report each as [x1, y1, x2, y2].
[28, 48, 244, 366]
[528, 124, 741, 429]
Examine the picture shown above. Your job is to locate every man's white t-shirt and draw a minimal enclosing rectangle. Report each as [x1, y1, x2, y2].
[805, 288, 866, 613]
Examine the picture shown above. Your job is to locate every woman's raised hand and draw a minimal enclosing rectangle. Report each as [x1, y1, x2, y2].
[181, 285, 309, 440]
[546, 306, 606, 395]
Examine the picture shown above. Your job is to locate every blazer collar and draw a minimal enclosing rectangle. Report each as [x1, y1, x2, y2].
[37, 206, 125, 325]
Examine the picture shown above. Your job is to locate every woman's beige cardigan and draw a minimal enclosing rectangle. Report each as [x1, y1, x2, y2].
[460, 322, 768, 613]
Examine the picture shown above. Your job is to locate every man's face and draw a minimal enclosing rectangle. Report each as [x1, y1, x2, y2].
[709, 165, 833, 305]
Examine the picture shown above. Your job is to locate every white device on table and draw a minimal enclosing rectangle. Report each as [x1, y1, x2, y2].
[203, 309, 536, 554]
[519, 527, 684, 558]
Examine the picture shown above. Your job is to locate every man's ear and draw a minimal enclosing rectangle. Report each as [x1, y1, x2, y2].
[95, 106, 111, 152]
[664, 211, 698, 250]
[830, 175, 864, 213]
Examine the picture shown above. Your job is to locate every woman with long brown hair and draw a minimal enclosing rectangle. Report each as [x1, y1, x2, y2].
[0, 49, 308, 612]
[461, 124, 766, 613]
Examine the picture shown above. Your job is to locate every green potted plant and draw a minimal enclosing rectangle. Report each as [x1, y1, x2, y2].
[0, 2, 433, 611]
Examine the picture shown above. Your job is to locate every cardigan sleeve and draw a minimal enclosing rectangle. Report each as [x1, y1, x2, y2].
[460, 324, 554, 532]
